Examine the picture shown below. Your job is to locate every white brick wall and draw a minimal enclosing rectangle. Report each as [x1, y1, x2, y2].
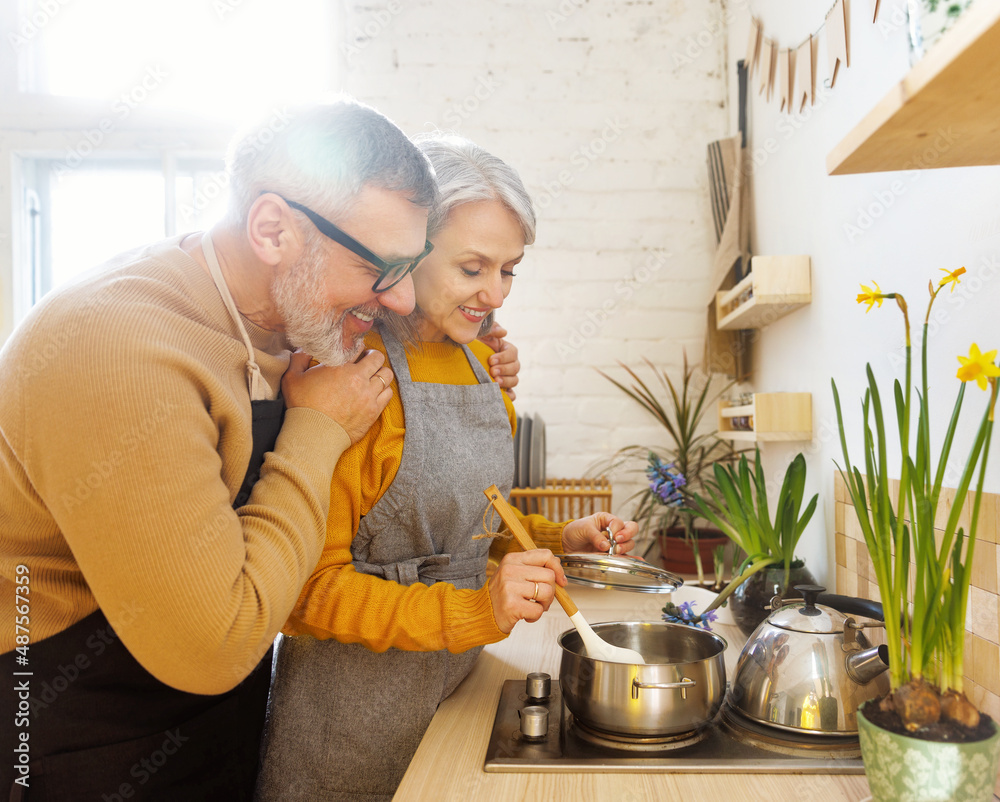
[343, 0, 730, 514]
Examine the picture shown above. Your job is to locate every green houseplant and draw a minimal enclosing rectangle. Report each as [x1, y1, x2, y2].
[682, 446, 818, 635]
[595, 353, 736, 585]
[834, 268, 1000, 801]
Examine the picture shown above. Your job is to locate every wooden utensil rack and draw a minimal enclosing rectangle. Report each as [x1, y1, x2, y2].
[508, 477, 612, 520]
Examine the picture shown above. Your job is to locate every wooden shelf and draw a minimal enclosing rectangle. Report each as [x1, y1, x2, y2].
[827, 0, 1000, 175]
[717, 393, 812, 442]
[715, 255, 811, 330]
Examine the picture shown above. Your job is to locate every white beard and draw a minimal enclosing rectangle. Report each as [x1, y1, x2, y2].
[272, 243, 372, 366]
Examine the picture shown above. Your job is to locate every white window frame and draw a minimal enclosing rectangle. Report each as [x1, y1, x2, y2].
[0, 0, 344, 342]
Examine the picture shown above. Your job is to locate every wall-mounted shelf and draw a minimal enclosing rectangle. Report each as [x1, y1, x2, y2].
[715, 255, 811, 331]
[827, 0, 1000, 175]
[718, 393, 812, 442]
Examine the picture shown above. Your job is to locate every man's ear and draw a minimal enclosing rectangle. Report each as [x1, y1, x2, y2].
[246, 194, 300, 266]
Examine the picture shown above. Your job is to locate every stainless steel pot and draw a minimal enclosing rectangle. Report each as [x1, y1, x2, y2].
[558, 621, 727, 736]
[730, 584, 889, 736]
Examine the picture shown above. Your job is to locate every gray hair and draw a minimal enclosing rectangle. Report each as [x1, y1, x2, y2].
[412, 132, 536, 244]
[224, 98, 438, 228]
[381, 133, 535, 345]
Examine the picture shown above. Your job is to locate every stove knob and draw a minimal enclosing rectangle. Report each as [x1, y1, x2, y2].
[525, 672, 551, 701]
[518, 705, 549, 740]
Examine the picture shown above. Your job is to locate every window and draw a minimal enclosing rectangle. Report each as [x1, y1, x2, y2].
[13, 0, 333, 120]
[1, 0, 336, 336]
[21, 157, 230, 304]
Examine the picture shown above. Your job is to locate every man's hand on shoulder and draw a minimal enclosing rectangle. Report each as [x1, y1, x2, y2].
[479, 322, 520, 401]
[282, 350, 393, 443]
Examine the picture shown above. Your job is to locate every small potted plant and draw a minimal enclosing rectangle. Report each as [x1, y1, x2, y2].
[594, 353, 736, 586]
[834, 268, 1000, 801]
[685, 446, 818, 635]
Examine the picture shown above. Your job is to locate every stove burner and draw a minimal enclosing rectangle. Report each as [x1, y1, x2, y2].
[569, 715, 710, 752]
[720, 703, 862, 759]
[483, 679, 867, 774]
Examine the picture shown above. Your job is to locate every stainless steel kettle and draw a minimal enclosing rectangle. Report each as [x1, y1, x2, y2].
[729, 584, 889, 736]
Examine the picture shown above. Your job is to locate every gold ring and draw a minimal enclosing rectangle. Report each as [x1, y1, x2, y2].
[374, 374, 388, 392]
[530, 582, 539, 602]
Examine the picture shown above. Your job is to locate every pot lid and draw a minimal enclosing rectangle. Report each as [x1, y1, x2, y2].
[559, 554, 683, 593]
[767, 585, 848, 634]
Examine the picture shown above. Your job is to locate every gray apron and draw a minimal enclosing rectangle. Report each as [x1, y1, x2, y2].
[256, 325, 515, 801]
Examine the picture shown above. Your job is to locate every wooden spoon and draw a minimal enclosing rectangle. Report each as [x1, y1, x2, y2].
[483, 486, 646, 665]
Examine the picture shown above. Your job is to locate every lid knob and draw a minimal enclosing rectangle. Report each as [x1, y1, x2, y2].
[795, 584, 826, 616]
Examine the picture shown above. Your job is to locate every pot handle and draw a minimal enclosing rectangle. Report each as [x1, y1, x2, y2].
[631, 676, 696, 701]
[814, 591, 884, 622]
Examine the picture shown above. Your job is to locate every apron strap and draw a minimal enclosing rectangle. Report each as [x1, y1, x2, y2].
[460, 341, 493, 384]
[202, 231, 266, 401]
[378, 323, 414, 386]
[378, 322, 494, 388]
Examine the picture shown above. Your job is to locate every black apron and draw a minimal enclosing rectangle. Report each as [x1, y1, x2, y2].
[3, 230, 289, 801]
[1, 397, 284, 802]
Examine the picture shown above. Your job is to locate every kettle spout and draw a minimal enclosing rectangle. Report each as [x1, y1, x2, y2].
[846, 644, 890, 685]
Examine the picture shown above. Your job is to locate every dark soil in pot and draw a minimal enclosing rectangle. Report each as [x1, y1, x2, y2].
[860, 697, 996, 744]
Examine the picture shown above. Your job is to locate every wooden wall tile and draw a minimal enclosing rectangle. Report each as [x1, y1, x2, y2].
[970, 586, 999, 643]
[973, 636, 1000, 695]
[972, 541, 998, 595]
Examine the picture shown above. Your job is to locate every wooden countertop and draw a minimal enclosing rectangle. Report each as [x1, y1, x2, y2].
[394, 584, 873, 801]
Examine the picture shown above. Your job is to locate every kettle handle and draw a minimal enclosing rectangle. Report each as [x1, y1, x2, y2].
[815, 592, 884, 622]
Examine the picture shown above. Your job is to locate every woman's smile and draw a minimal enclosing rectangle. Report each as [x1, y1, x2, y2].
[458, 305, 490, 322]
[413, 199, 526, 344]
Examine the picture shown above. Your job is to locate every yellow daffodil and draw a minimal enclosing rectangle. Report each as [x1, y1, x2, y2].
[837, 270, 999, 697]
[938, 266, 966, 292]
[956, 343, 1000, 390]
[857, 281, 886, 312]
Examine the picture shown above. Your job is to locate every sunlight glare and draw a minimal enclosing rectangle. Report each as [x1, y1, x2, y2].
[35, 0, 332, 123]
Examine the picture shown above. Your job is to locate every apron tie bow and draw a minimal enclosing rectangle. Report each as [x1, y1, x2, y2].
[378, 554, 452, 586]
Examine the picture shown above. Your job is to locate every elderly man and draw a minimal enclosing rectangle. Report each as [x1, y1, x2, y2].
[0, 100, 517, 800]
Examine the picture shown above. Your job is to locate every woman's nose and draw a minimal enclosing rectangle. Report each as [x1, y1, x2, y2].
[479, 273, 505, 309]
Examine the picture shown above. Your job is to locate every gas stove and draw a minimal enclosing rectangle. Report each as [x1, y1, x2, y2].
[484, 676, 866, 774]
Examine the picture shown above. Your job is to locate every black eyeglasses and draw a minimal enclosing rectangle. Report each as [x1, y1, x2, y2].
[281, 197, 434, 292]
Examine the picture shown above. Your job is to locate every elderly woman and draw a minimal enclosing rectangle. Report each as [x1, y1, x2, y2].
[255, 134, 637, 801]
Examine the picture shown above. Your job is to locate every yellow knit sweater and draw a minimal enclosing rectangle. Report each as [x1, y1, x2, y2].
[284, 332, 565, 653]
[0, 236, 350, 694]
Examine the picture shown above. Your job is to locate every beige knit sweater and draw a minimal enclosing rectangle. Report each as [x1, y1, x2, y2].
[0, 236, 350, 694]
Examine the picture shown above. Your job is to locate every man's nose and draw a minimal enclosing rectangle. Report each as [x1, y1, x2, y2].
[376, 273, 416, 316]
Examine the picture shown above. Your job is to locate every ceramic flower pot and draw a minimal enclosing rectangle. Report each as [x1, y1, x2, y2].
[858, 707, 1000, 802]
[728, 561, 816, 637]
[656, 528, 729, 576]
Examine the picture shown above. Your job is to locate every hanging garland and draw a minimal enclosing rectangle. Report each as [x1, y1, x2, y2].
[746, 0, 881, 114]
